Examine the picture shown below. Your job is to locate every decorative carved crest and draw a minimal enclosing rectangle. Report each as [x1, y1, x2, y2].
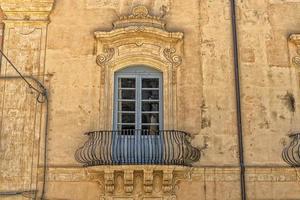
[113, 5, 165, 29]
[94, 6, 183, 85]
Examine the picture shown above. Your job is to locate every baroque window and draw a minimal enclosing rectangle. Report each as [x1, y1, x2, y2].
[94, 6, 183, 130]
[114, 66, 163, 132]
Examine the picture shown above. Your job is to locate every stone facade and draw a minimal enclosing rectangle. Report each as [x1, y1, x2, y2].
[0, 0, 300, 200]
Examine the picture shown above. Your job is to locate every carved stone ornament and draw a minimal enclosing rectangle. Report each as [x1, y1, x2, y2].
[289, 34, 300, 67]
[83, 165, 190, 199]
[0, 0, 55, 21]
[96, 46, 115, 84]
[94, 5, 183, 130]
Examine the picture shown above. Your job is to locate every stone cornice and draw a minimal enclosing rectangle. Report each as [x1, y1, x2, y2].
[39, 166, 300, 183]
[0, 0, 55, 21]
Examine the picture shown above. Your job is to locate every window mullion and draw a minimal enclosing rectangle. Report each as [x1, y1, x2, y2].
[137, 75, 142, 130]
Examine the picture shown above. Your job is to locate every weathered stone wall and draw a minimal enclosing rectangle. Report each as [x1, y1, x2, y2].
[0, 0, 54, 197]
[0, 9, 4, 62]
[1, 0, 300, 199]
[45, 0, 203, 166]
[199, 0, 300, 167]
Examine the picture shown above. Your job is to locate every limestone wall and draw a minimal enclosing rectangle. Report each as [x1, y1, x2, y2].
[1, 0, 300, 200]
[43, 0, 300, 167]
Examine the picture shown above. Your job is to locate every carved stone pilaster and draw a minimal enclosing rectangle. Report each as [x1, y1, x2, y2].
[0, 0, 55, 194]
[144, 169, 154, 193]
[289, 34, 300, 67]
[124, 170, 134, 194]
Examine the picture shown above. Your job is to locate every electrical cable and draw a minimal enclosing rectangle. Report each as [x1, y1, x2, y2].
[0, 49, 49, 200]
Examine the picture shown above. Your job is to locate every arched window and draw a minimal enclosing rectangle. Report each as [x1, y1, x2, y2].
[113, 66, 163, 132]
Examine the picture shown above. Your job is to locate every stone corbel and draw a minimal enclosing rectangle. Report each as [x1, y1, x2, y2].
[163, 48, 182, 84]
[104, 170, 115, 194]
[162, 170, 174, 194]
[143, 169, 154, 194]
[289, 34, 300, 67]
[124, 170, 134, 194]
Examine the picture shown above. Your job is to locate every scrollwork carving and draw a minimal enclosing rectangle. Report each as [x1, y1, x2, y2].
[163, 48, 182, 84]
[96, 47, 115, 84]
[293, 56, 300, 66]
[163, 48, 182, 68]
[289, 34, 300, 67]
[96, 47, 115, 67]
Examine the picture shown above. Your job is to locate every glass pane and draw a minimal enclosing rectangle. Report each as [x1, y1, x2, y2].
[142, 78, 159, 88]
[142, 125, 159, 134]
[142, 102, 159, 111]
[142, 113, 159, 123]
[118, 124, 136, 130]
[119, 101, 135, 111]
[119, 78, 136, 88]
[118, 113, 135, 123]
[119, 89, 135, 100]
[142, 90, 159, 100]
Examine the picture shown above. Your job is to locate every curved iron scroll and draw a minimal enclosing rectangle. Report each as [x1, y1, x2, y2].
[75, 130, 201, 166]
[282, 133, 300, 167]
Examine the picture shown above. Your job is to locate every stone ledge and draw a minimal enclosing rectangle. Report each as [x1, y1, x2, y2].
[38, 166, 300, 183]
[0, 0, 54, 21]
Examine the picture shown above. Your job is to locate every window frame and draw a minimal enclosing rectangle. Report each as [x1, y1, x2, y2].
[113, 66, 163, 131]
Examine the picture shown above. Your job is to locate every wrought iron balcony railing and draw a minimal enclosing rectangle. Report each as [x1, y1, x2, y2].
[75, 130, 201, 166]
[282, 133, 300, 167]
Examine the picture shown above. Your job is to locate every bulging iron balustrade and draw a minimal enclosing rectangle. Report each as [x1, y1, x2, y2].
[282, 133, 300, 167]
[75, 130, 201, 166]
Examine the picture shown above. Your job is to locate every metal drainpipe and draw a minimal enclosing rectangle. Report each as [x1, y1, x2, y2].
[230, 0, 247, 200]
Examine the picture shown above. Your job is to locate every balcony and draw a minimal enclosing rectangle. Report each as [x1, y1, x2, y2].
[282, 133, 300, 167]
[75, 130, 201, 166]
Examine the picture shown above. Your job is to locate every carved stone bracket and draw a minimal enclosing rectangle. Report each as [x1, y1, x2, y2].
[104, 170, 115, 194]
[162, 170, 174, 194]
[84, 165, 190, 199]
[144, 169, 154, 194]
[289, 34, 300, 67]
[124, 170, 134, 194]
